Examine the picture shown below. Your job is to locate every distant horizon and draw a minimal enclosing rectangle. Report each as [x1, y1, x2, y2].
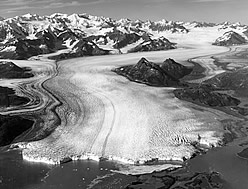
[0, 11, 247, 25]
[0, 0, 247, 24]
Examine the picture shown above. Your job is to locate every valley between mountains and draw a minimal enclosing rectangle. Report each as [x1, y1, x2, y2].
[5, 42, 242, 175]
[2, 13, 248, 188]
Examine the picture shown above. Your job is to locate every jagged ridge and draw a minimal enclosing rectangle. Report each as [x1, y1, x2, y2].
[113, 57, 192, 87]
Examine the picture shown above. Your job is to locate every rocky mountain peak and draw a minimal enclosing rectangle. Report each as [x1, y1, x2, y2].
[136, 57, 151, 67]
[113, 58, 192, 87]
[213, 31, 246, 46]
[1, 13, 248, 59]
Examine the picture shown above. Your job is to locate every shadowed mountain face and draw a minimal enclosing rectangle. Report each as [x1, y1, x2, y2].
[107, 29, 142, 49]
[174, 67, 248, 116]
[49, 40, 110, 60]
[0, 61, 33, 107]
[0, 61, 32, 107]
[113, 57, 192, 87]
[0, 14, 185, 60]
[0, 61, 33, 143]
[213, 31, 246, 46]
[14, 27, 66, 59]
[0, 115, 33, 146]
[0, 61, 33, 78]
[204, 67, 248, 97]
[10, 30, 109, 60]
[191, 21, 216, 28]
[161, 58, 192, 80]
[243, 29, 248, 38]
[1, 13, 248, 60]
[114, 57, 248, 116]
[174, 84, 240, 107]
[149, 20, 189, 33]
[0, 86, 29, 107]
[128, 37, 176, 53]
[15, 38, 54, 59]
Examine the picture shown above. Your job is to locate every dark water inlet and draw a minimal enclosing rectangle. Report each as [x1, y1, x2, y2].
[186, 137, 248, 189]
[0, 149, 51, 189]
[0, 148, 132, 189]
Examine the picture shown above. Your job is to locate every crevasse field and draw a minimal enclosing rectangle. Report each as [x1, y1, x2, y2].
[12, 27, 239, 174]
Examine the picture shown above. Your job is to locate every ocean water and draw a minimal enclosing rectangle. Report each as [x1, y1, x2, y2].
[0, 148, 131, 189]
[36, 160, 124, 189]
[186, 137, 248, 189]
[1, 136, 248, 189]
[0, 148, 51, 189]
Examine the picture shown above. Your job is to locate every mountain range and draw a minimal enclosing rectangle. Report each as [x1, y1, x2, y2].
[0, 13, 248, 60]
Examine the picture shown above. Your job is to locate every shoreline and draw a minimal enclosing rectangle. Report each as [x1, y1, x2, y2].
[3, 43, 245, 178]
[2, 44, 248, 189]
[17, 45, 232, 171]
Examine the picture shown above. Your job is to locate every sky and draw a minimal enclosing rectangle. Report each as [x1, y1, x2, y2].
[0, 0, 248, 24]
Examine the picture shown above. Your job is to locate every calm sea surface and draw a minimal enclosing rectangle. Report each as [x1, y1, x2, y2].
[1, 137, 248, 189]
[0, 148, 130, 189]
[186, 137, 248, 189]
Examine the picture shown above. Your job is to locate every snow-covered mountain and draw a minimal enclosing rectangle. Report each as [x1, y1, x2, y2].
[213, 31, 246, 46]
[0, 13, 247, 59]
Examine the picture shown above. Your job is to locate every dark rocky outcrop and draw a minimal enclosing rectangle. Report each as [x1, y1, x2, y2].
[8, 27, 108, 60]
[149, 21, 188, 33]
[0, 115, 33, 146]
[0, 86, 29, 107]
[15, 38, 51, 59]
[191, 21, 216, 28]
[113, 57, 192, 87]
[213, 31, 246, 46]
[161, 58, 192, 80]
[237, 148, 248, 159]
[60, 157, 73, 164]
[125, 171, 224, 189]
[72, 40, 109, 56]
[0, 26, 7, 42]
[0, 61, 33, 78]
[126, 175, 175, 189]
[114, 57, 247, 116]
[86, 35, 107, 45]
[57, 29, 84, 43]
[173, 84, 240, 107]
[0, 61, 32, 107]
[35, 27, 61, 50]
[174, 67, 248, 116]
[128, 37, 176, 53]
[107, 29, 141, 49]
[113, 33, 141, 49]
[203, 67, 248, 97]
[49, 40, 109, 60]
[15, 28, 66, 59]
[243, 29, 248, 38]
[87, 30, 142, 49]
